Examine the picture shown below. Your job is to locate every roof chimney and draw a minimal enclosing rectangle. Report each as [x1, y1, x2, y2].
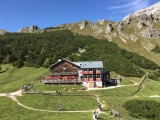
[58, 59, 61, 62]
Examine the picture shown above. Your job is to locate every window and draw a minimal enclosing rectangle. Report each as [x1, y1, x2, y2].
[89, 69, 92, 71]
[84, 75, 88, 78]
[89, 75, 92, 78]
[97, 75, 100, 78]
[84, 69, 87, 71]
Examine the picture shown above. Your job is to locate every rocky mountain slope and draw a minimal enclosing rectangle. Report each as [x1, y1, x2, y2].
[1, 2, 160, 65]
[52, 2, 160, 65]
[17, 25, 43, 33]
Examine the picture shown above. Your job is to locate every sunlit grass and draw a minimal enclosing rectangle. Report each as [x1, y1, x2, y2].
[32, 83, 86, 91]
[1, 64, 160, 120]
[0, 64, 49, 93]
[136, 78, 160, 97]
[0, 97, 92, 120]
[17, 94, 97, 111]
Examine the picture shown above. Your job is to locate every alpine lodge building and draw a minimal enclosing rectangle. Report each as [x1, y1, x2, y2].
[41, 59, 117, 88]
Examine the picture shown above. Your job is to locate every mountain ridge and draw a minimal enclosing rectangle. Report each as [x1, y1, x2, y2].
[1, 2, 160, 65]
[123, 2, 160, 20]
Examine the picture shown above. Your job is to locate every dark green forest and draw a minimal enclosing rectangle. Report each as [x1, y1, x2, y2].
[0, 30, 159, 77]
[123, 99, 160, 119]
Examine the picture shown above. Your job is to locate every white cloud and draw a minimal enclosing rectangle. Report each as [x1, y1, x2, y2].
[108, 0, 150, 12]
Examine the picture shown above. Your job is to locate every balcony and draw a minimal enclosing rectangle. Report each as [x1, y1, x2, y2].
[96, 71, 101, 74]
[41, 79, 78, 84]
[89, 71, 93, 74]
[50, 72, 78, 76]
[83, 71, 88, 74]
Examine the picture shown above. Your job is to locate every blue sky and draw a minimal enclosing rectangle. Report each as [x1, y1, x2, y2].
[0, 0, 159, 32]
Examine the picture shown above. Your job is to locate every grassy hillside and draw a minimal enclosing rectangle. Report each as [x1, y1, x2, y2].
[44, 20, 160, 67]
[0, 64, 49, 93]
[0, 97, 93, 120]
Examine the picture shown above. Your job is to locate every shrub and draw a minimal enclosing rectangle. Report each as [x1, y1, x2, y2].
[123, 99, 160, 119]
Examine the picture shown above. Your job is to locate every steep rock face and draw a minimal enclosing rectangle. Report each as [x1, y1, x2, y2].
[17, 25, 42, 33]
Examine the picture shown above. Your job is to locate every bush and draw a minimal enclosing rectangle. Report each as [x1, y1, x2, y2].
[123, 99, 160, 119]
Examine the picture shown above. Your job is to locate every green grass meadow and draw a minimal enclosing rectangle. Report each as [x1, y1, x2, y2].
[1, 65, 160, 120]
[0, 97, 92, 120]
[17, 94, 97, 111]
[0, 64, 49, 93]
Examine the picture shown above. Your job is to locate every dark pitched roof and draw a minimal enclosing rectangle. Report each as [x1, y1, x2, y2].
[102, 70, 109, 74]
[49, 59, 80, 68]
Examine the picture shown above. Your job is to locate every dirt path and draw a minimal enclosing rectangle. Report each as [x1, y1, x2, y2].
[0, 89, 107, 120]
[1, 82, 159, 120]
[88, 83, 139, 91]
[0, 89, 108, 120]
[92, 96, 107, 120]
[8, 95, 93, 113]
[0, 83, 139, 96]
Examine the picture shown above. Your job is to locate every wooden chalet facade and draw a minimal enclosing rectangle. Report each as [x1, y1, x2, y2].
[42, 59, 80, 84]
[41, 59, 112, 88]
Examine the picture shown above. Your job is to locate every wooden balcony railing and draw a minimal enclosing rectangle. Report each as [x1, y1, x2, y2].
[41, 79, 78, 84]
[50, 72, 78, 76]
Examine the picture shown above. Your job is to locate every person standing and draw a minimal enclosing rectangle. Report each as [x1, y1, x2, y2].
[58, 104, 61, 111]
[94, 110, 97, 119]
[96, 111, 98, 119]
[60, 104, 63, 111]
[102, 103, 105, 111]
[98, 103, 101, 110]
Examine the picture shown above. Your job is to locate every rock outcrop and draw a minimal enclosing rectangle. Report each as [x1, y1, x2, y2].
[123, 2, 160, 21]
[122, 2, 160, 39]
[0, 29, 9, 35]
[97, 19, 105, 25]
[79, 20, 93, 30]
[137, 21, 145, 28]
[17, 25, 42, 33]
[117, 24, 124, 31]
[140, 27, 160, 38]
[105, 23, 114, 33]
